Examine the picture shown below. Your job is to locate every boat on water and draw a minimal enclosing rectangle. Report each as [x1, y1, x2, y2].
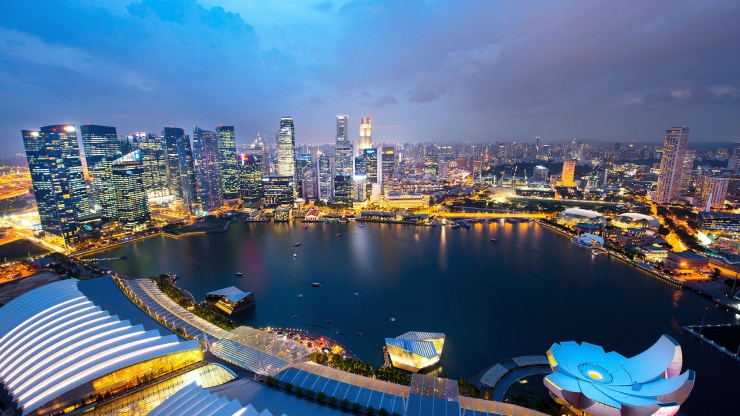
[356, 332, 363, 337]
[490, 239, 498, 243]
[354, 292, 359, 297]
[294, 243, 301, 247]
[293, 253, 298, 258]
[451, 223, 460, 229]
[311, 282, 321, 287]
[292, 315, 298, 319]
[298, 294, 303, 298]
[235, 272, 244, 277]
[458, 221, 471, 228]
[303, 225, 309, 229]
[389, 317, 396, 322]
[336, 233, 342, 237]
[326, 319, 332, 324]
[358, 225, 364, 228]
[592, 249, 600, 256]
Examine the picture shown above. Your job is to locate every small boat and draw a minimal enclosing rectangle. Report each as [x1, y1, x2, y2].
[592, 249, 599, 256]
[355, 332, 363, 337]
[451, 223, 460, 229]
[336, 233, 342, 237]
[293, 253, 298, 258]
[298, 294, 303, 298]
[326, 319, 332, 324]
[235, 272, 244, 277]
[358, 225, 364, 228]
[311, 283, 321, 287]
[303, 226, 309, 229]
[292, 315, 298, 319]
[294, 243, 301, 247]
[389, 317, 396, 322]
[490, 239, 497, 243]
[354, 292, 359, 297]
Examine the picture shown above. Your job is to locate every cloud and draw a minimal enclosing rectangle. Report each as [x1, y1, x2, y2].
[407, 85, 444, 103]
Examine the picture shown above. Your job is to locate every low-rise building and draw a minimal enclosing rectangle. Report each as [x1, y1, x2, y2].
[206, 286, 255, 315]
[663, 251, 708, 270]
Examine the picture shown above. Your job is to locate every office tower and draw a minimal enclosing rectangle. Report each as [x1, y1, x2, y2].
[353, 176, 368, 202]
[697, 175, 729, 210]
[356, 117, 372, 157]
[680, 149, 696, 193]
[192, 126, 222, 213]
[424, 152, 438, 176]
[473, 160, 483, 183]
[295, 154, 316, 200]
[333, 174, 353, 206]
[655, 127, 690, 204]
[533, 166, 549, 183]
[728, 148, 740, 172]
[23, 125, 89, 245]
[335, 115, 353, 174]
[217, 125, 239, 201]
[239, 154, 263, 205]
[317, 154, 333, 201]
[163, 127, 197, 213]
[261, 176, 294, 207]
[133, 133, 169, 199]
[80, 125, 120, 167]
[364, 148, 378, 183]
[111, 161, 150, 231]
[276, 117, 296, 180]
[560, 160, 576, 186]
[355, 154, 367, 176]
[380, 146, 395, 195]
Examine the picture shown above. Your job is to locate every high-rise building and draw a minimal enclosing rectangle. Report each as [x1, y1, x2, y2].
[22, 125, 89, 245]
[111, 161, 150, 231]
[560, 160, 576, 186]
[295, 154, 316, 200]
[276, 117, 296, 182]
[364, 148, 378, 183]
[532, 166, 549, 183]
[356, 117, 372, 157]
[163, 127, 197, 213]
[80, 125, 121, 216]
[380, 146, 395, 195]
[216, 125, 239, 201]
[697, 175, 729, 210]
[261, 176, 294, 207]
[728, 148, 740, 173]
[680, 149, 696, 193]
[133, 133, 169, 199]
[317, 154, 333, 202]
[335, 115, 353, 174]
[473, 160, 483, 184]
[239, 154, 263, 206]
[192, 126, 222, 213]
[333, 174, 353, 206]
[655, 127, 690, 204]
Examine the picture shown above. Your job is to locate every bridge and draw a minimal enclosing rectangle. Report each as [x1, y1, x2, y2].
[81, 256, 128, 262]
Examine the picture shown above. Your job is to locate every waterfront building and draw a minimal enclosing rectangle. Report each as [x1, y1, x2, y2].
[385, 331, 445, 372]
[356, 117, 372, 157]
[654, 127, 690, 204]
[545, 335, 694, 416]
[664, 250, 708, 270]
[556, 208, 606, 228]
[132, 133, 170, 199]
[380, 194, 430, 210]
[333, 174, 353, 206]
[217, 125, 240, 202]
[22, 125, 88, 245]
[353, 175, 368, 202]
[0, 277, 203, 416]
[295, 154, 316, 200]
[112, 161, 151, 231]
[611, 213, 660, 229]
[192, 126, 223, 213]
[380, 146, 395, 195]
[205, 286, 255, 315]
[532, 165, 549, 183]
[696, 175, 729, 210]
[276, 117, 296, 181]
[274, 206, 291, 222]
[261, 176, 294, 207]
[163, 127, 198, 212]
[238, 153, 263, 205]
[317, 153, 333, 202]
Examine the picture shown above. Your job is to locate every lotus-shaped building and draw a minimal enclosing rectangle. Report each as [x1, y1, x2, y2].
[544, 335, 694, 416]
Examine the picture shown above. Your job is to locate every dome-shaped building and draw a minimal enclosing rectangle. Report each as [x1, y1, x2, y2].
[556, 208, 606, 228]
[612, 213, 660, 229]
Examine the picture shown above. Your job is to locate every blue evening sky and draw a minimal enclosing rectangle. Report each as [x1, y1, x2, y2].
[1, 0, 739, 155]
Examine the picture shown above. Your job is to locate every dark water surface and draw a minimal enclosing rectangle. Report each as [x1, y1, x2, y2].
[98, 221, 739, 414]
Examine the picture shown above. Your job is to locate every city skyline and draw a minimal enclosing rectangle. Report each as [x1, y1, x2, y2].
[2, 0, 740, 156]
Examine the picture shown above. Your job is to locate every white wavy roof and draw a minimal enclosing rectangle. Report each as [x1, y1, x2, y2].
[613, 213, 660, 227]
[149, 382, 283, 416]
[0, 279, 200, 416]
[560, 208, 604, 218]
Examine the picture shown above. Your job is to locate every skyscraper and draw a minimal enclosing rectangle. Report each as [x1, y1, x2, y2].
[80, 125, 121, 216]
[133, 133, 169, 199]
[317, 154, 333, 202]
[276, 117, 296, 179]
[697, 175, 729, 210]
[423, 147, 438, 176]
[380, 146, 395, 195]
[163, 127, 197, 213]
[111, 161, 150, 231]
[356, 117, 372, 157]
[728, 147, 740, 173]
[655, 127, 690, 204]
[217, 125, 239, 201]
[239, 154, 263, 206]
[364, 148, 378, 183]
[22, 124, 88, 245]
[295, 154, 316, 200]
[333, 174, 353, 206]
[192, 126, 222, 213]
[680, 149, 696, 193]
[335, 115, 353, 175]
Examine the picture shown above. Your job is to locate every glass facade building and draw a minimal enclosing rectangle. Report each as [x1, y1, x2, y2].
[239, 154, 263, 205]
[192, 126, 222, 213]
[112, 161, 151, 231]
[216, 125, 239, 201]
[163, 127, 197, 213]
[262, 176, 294, 207]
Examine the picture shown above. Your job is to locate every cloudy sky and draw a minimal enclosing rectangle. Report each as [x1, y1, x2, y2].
[2, 0, 739, 154]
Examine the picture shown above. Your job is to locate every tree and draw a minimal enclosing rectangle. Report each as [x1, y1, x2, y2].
[341, 398, 350, 409]
[329, 396, 338, 406]
[304, 389, 315, 399]
[317, 392, 326, 402]
[378, 408, 389, 416]
[353, 402, 362, 413]
[367, 406, 375, 415]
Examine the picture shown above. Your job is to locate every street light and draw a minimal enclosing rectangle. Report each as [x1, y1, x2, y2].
[698, 307, 708, 336]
